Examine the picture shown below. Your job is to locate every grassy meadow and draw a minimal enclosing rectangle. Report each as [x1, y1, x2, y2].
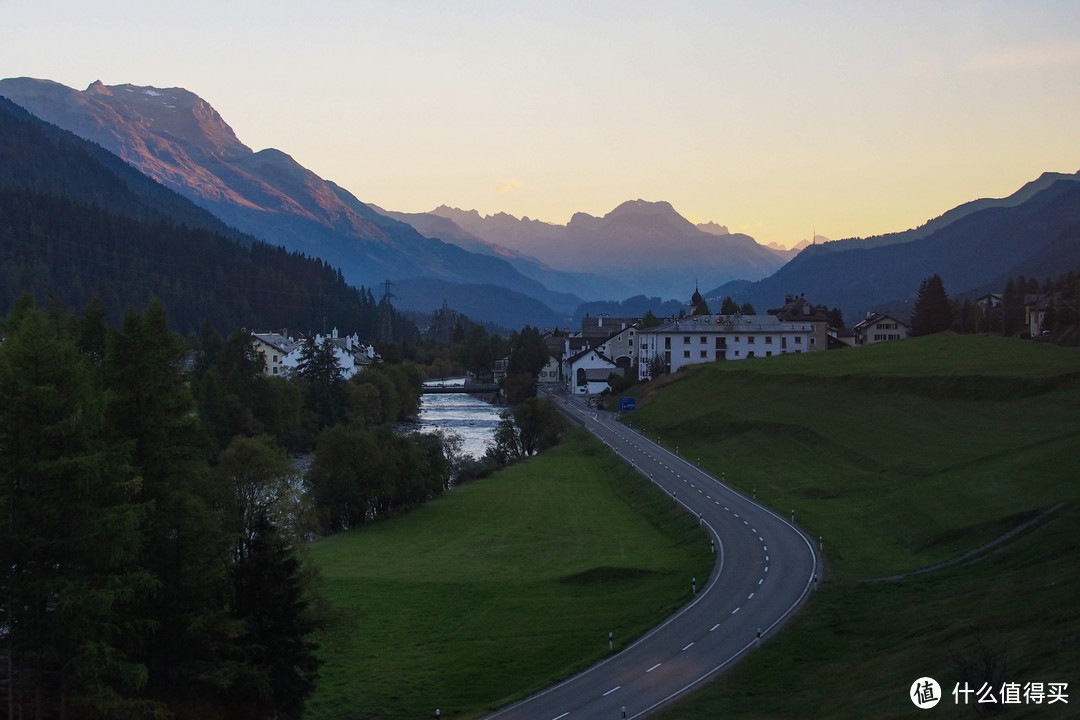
[303, 431, 712, 720]
[304, 333, 1079, 719]
[619, 334, 1080, 718]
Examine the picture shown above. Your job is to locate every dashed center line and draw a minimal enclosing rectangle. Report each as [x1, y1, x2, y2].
[710, 623, 720, 631]
[647, 663, 662, 673]
[682, 642, 695, 651]
[603, 685, 621, 697]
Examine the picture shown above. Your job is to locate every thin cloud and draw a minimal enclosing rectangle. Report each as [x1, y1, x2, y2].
[494, 179, 523, 195]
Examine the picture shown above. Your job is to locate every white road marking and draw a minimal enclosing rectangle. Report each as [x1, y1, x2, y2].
[710, 623, 720, 631]
[682, 642, 695, 651]
[647, 663, 662, 673]
[748, 592, 755, 599]
[603, 686, 621, 697]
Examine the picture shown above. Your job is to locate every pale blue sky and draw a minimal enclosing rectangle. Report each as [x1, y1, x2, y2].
[4, 1, 1079, 247]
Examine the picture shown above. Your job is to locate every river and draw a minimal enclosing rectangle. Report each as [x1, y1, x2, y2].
[417, 378, 504, 459]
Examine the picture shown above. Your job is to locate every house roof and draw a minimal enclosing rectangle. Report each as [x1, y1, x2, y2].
[852, 312, 909, 331]
[565, 346, 617, 366]
[642, 314, 811, 335]
[768, 295, 829, 322]
[253, 332, 300, 353]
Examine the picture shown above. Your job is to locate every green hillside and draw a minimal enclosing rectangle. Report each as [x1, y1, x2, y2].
[619, 334, 1080, 718]
[304, 431, 712, 720]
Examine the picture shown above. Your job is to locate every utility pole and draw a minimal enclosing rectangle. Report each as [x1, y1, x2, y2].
[379, 279, 395, 344]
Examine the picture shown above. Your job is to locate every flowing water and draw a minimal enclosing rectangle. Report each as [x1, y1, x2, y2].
[417, 378, 503, 459]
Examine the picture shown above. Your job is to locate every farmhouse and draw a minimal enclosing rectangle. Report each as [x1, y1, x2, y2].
[563, 346, 623, 395]
[852, 312, 909, 345]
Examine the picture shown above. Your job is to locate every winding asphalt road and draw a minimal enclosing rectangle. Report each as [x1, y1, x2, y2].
[483, 394, 820, 720]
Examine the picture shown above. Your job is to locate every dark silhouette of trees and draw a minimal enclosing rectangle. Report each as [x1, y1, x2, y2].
[0, 298, 324, 719]
[911, 274, 953, 336]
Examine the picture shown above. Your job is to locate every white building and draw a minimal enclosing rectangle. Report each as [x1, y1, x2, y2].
[251, 331, 302, 377]
[637, 314, 815, 380]
[563, 347, 622, 395]
[280, 328, 379, 380]
[852, 312, 909, 346]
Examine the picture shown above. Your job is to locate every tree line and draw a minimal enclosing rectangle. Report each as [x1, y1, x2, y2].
[911, 271, 1080, 341]
[0, 295, 447, 719]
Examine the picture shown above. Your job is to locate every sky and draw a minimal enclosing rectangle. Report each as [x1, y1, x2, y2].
[4, 1, 1080, 249]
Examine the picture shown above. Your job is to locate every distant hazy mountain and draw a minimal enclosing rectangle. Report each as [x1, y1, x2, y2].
[0, 77, 573, 326]
[430, 199, 786, 300]
[706, 174, 1080, 322]
[372, 205, 636, 301]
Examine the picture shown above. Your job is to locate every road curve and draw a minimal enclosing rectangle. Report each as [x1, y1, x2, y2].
[482, 394, 820, 720]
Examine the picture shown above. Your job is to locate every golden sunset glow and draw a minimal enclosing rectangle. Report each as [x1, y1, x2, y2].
[4, 1, 1079, 249]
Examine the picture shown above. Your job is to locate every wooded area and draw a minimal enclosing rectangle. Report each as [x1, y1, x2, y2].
[0, 297, 446, 719]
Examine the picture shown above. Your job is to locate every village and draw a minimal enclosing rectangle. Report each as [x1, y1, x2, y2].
[245, 285, 1060, 400]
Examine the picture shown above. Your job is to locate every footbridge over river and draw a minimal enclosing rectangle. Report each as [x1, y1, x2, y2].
[421, 383, 500, 394]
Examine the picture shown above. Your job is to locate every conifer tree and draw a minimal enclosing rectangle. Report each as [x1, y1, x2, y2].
[105, 299, 233, 711]
[910, 274, 953, 336]
[0, 302, 156, 718]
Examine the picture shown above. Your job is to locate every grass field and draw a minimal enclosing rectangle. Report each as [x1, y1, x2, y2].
[616, 334, 1080, 718]
[305, 334, 1079, 719]
[303, 431, 712, 720]
[628, 334, 1080, 580]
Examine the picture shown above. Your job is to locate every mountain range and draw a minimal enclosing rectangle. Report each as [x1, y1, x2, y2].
[706, 171, 1080, 321]
[2, 75, 1078, 331]
[423, 200, 788, 299]
[0, 95, 390, 337]
[0, 78, 788, 325]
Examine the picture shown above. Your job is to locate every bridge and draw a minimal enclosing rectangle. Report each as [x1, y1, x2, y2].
[421, 384, 500, 394]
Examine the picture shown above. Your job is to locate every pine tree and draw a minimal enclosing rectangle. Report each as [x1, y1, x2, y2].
[105, 300, 234, 712]
[910, 274, 953, 336]
[0, 302, 157, 718]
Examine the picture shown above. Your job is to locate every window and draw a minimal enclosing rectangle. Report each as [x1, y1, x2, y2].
[794, 336, 802, 344]
[272, 354, 278, 362]
[747, 336, 755, 344]
[765, 336, 772, 344]
[683, 336, 691, 344]
[747, 351, 755, 358]
[700, 350, 708, 358]
[700, 336, 707, 344]
[664, 337, 671, 349]
[629, 338, 633, 346]
[683, 350, 691, 358]
[716, 337, 726, 349]
[766, 351, 772, 357]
